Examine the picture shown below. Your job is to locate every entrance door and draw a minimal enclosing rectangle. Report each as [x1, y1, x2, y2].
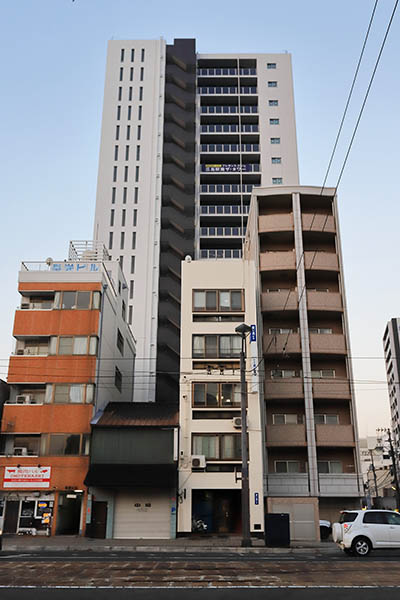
[91, 501, 108, 539]
[3, 501, 19, 534]
[56, 494, 82, 535]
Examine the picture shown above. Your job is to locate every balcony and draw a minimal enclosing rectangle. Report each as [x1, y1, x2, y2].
[318, 473, 362, 496]
[265, 378, 304, 400]
[260, 251, 296, 272]
[302, 214, 335, 234]
[267, 473, 309, 496]
[200, 226, 245, 238]
[261, 290, 298, 312]
[200, 124, 259, 133]
[266, 425, 306, 446]
[304, 252, 339, 272]
[198, 86, 257, 95]
[264, 333, 301, 355]
[198, 68, 257, 76]
[200, 143, 260, 153]
[200, 249, 242, 259]
[307, 291, 342, 313]
[258, 213, 294, 233]
[315, 424, 355, 447]
[309, 333, 346, 355]
[200, 205, 250, 216]
[312, 379, 351, 400]
[201, 106, 258, 115]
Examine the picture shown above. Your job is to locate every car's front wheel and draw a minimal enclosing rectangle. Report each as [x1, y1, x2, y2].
[351, 536, 372, 557]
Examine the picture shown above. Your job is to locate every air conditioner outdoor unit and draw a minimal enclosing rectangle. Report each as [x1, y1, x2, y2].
[16, 349, 24, 356]
[20, 303, 30, 310]
[191, 455, 206, 469]
[14, 447, 28, 456]
[232, 417, 242, 429]
[16, 395, 31, 404]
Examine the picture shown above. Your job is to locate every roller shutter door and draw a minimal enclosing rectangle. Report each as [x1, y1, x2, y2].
[114, 488, 171, 539]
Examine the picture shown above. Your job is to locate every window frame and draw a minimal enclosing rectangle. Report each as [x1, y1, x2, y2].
[192, 289, 244, 312]
[192, 382, 241, 407]
[192, 334, 242, 359]
[192, 433, 241, 461]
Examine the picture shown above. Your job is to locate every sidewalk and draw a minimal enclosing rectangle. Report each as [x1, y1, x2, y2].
[1, 534, 338, 554]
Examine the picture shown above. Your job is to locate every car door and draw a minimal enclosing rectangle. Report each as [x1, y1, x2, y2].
[362, 511, 391, 547]
[384, 512, 400, 545]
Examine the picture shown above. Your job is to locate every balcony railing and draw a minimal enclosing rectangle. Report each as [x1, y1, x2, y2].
[200, 184, 255, 194]
[200, 205, 250, 216]
[201, 143, 260, 153]
[200, 226, 245, 237]
[198, 68, 257, 76]
[198, 87, 257, 95]
[200, 124, 259, 133]
[201, 106, 258, 114]
[200, 249, 242, 259]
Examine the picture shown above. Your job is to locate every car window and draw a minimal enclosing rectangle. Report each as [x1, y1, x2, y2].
[363, 512, 386, 524]
[385, 513, 400, 525]
[339, 512, 358, 524]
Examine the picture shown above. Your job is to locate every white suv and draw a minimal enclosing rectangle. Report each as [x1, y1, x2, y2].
[333, 509, 400, 556]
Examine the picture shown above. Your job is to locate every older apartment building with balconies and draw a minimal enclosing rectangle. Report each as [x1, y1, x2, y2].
[0, 241, 135, 536]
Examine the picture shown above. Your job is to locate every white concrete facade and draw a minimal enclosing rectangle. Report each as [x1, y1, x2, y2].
[383, 319, 400, 448]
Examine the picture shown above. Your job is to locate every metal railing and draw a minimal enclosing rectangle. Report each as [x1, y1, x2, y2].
[198, 68, 257, 76]
[200, 205, 250, 215]
[200, 227, 245, 237]
[201, 105, 258, 114]
[200, 183, 255, 193]
[198, 87, 257, 95]
[200, 143, 260, 153]
[200, 249, 243, 259]
[200, 124, 259, 133]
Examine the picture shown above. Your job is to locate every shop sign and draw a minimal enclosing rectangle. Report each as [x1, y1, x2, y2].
[203, 164, 252, 172]
[51, 262, 99, 272]
[3, 466, 51, 488]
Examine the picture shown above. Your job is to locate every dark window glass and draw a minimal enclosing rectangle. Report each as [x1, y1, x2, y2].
[205, 335, 218, 357]
[206, 383, 218, 406]
[363, 512, 387, 524]
[339, 512, 358, 524]
[193, 383, 206, 406]
[62, 291, 75, 309]
[206, 291, 217, 310]
[76, 291, 90, 309]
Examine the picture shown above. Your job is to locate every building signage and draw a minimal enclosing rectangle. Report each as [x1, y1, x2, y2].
[203, 164, 252, 172]
[254, 492, 259, 505]
[50, 262, 100, 272]
[3, 467, 51, 489]
[250, 324, 256, 342]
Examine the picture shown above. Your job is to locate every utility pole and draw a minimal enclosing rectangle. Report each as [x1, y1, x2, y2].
[369, 449, 379, 505]
[387, 429, 400, 510]
[235, 323, 252, 547]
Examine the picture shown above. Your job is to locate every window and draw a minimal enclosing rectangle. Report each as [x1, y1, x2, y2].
[141, 48, 145, 62]
[193, 289, 244, 312]
[120, 232, 125, 249]
[125, 145, 129, 161]
[311, 369, 335, 378]
[138, 106, 142, 120]
[113, 166, 117, 182]
[120, 48, 125, 62]
[130, 67, 134, 81]
[133, 209, 137, 226]
[48, 434, 89, 456]
[192, 434, 241, 460]
[131, 48, 135, 62]
[109, 231, 113, 249]
[115, 366, 122, 392]
[270, 118, 279, 125]
[119, 67, 123, 81]
[270, 137, 280, 144]
[117, 329, 124, 355]
[119, 256, 124, 269]
[317, 461, 342, 474]
[129, 280, 134, 300]
[121, 209, 126, 226]
[110, 209, 115, 226]
[268, 81, 277, 87]
[124, 166, 128, 182]
[111, 187, 116, 204]
[271, 157, 281, 164]
[118, 86, 122, 101]
[128, 305, 133, 325]
[136, 145, 140, 161]
[123, 187, 127, 204]
[272, 177, 283, 184]
[269, 100, 278, 106]
[130, 256, 135, 274]
[139, 86, 143, 101]
[12, 435, 40, 456]
[193, 382, 241, 407]
[275, 461, 301, 473]
[115, 125, 120, 140]
[385, 513, 400, 525]
[60, 290, 91, 310]
[131, 232, 136, 249]
[127, 106, 132, 120]
[309, 328, 333, 334]
[272, 414, 302, 424]
[134, 188, 139, 203]
[137, 125, 141, 140]
[270, 369, 297, 378]
[52, 383, 94, 404]
[192, 335, 241, 358]
[126, 125, 131, 140]
[314, 414, 339, 424]
[267, 62, 276, 69]
[128, 86, 133, 101]
[114, 145, 119, 161]
[117, 105, 121, 120]
[135, 166, 139, 182]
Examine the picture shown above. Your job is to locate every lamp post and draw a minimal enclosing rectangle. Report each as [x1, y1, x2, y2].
[235, 322, 252, 547]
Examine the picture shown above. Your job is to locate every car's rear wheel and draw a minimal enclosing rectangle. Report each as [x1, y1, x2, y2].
[352, 537, 372, 557]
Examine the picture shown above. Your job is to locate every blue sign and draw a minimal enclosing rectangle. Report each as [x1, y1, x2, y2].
[250, 325, 256, 342]
[254, 492, 259, 505]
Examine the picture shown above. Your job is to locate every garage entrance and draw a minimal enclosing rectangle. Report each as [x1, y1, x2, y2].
[192, 490, 241, 534]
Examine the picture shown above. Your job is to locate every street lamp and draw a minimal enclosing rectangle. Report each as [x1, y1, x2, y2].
[235, 322, 252, 547]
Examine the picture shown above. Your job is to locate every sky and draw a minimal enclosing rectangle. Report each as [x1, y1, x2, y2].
[0, 0, 399, 436]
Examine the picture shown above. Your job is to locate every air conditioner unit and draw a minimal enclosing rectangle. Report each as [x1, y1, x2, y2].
[16, 395, 31, 404]
[191, 455, 206, 469]
[14, 447, 28, 456]
[16, 349, 24, 356]
[20, 303, 30, 310]
[232, 417, 242, 429]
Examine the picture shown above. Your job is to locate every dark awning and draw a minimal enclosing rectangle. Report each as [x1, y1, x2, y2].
[84, 464, 177, 487]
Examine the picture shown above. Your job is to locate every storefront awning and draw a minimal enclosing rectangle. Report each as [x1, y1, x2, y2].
[84, 464, 176, 488]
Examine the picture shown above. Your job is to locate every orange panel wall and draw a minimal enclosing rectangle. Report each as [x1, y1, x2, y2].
[0, 458, 89, 491]
[18, 283, 102, 292]
[8, 356, 96, 383]
[2, 405, 92, 434]
[13, 310, 100, 337]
